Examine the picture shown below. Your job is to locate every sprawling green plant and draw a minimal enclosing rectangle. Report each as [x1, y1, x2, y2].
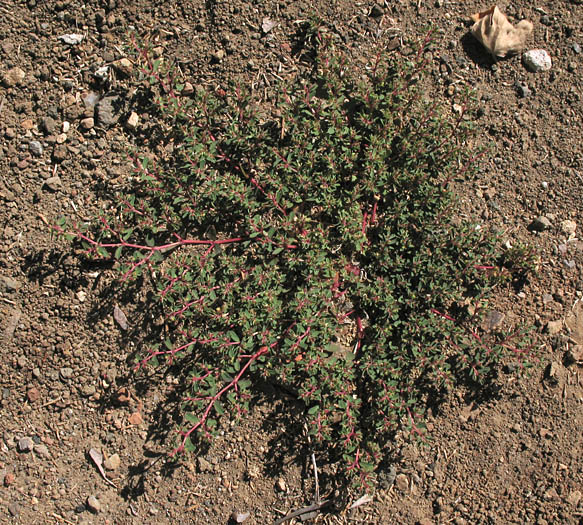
[57, 30, 532, 485]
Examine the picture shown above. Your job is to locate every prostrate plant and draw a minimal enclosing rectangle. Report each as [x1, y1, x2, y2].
[57, 31, 533, 485]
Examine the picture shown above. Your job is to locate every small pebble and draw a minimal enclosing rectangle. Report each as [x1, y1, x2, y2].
[231, 511, 250, 523]
[530, 216, 552, 231]
[27, 387, 40, 403]
[523, 49, 552, 72]
[197, 456, 212, 472]
[395, 473, 409, 491]
[4, 472, 15, 486]
[81, 384, 96, 397]
[546, 320, 562, 335]
[59, 34, 84, 45]
[0, 275, 20, 292]
[41, 116, 57, 135]
[561, 219, 577, 235]
[104, 453, 121, 471]
[29, 141, 44, 157]
[182, 82, 194, 95]
[18, 437, 34, 453]
[80, 117, 94, 130]
[514, 81, 531, 98]
[114, 58, 133, 76]
[60, 367, 74, 380]
[369, 3, 384, 17]
[2, 67, 26, 87]
[7, 502, 19, 517]
[86, 495, 101, 513]
[44, 176, 62, 191]
[212, 49, 225, 62]
[126, 112, 139, 129]
[572, 42, 582, 54]
[34, 444, 50, 458]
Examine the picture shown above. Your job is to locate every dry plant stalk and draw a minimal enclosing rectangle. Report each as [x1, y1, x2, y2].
[470, 5, 533, 58]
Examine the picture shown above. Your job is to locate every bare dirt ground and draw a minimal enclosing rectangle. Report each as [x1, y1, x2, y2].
[1, 0, 582, 523]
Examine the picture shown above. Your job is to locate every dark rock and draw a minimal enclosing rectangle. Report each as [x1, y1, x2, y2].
[514, 81, 531, 98]
[96, 95, 121, 127]
[529, 216, 552, 232]
[41, 116, 57, 135]
[370, 3, 384, 17]
[52, 145, 68, 163]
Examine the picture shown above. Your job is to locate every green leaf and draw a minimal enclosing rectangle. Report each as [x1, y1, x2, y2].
[185, 413, 198, 424]
[183, 437, 196, 452]
[227, 330, 240, 342]
[238, 379, 251, 390]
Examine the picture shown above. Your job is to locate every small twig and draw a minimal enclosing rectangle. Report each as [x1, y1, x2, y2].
[52, 513, 76, 525]
[312, 453, 320, 503]
[273, 500, 331, 525]
[39, 397, 62, 408]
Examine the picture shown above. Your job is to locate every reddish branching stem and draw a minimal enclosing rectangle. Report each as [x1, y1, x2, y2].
[173, 344, 271, 454]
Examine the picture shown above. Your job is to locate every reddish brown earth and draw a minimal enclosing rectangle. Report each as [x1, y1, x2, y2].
[1, 0, 582, 524]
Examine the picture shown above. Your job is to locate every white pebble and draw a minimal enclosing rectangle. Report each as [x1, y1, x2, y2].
[523, 49, 552, 72]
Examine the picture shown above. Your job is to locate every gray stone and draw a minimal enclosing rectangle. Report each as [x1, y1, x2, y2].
[530, 216, 552, 232]
[60, 367, 74, 380]
[81, 384, 96, 397]
[0, 275, 20, 292]
[523, 49, 552, 72]
[197, 456, 213, 472]
[33, 444, 50, 458]
[18, 437, 34, 453]
[7, 502, 19, 517]
[44, 176, 61, 191]
[41, 116, 57, 135]
[29, 141, 44, 157]
[86, 495, 101, 513]
[514, 81, 531, 98]
[481, 310, 505, 331]
[96, 95, 121, 127]
[572, 43, 582, 54]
